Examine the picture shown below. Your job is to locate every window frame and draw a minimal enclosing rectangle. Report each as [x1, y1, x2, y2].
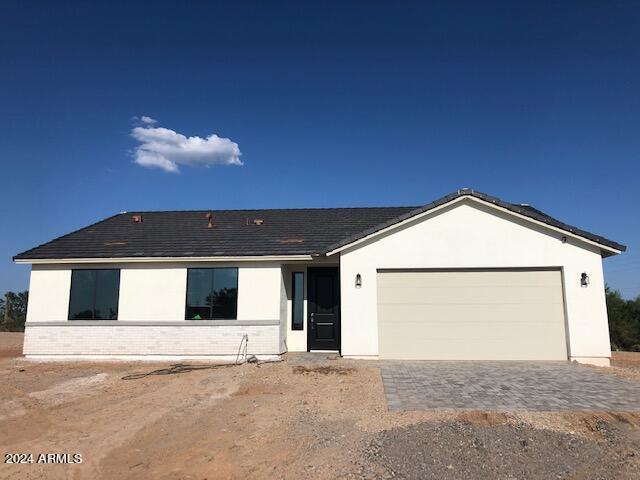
[184, 267, 239, 320]
[68, 268, 121, 321]
[291, 271, 304, 331]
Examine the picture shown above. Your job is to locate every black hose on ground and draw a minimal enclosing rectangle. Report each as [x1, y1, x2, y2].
[120, 335, 281, 380]
[121, 362, 237, 380]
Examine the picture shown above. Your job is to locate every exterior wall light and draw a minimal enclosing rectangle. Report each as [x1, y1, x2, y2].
[580, 272, 590, 287]
[355, 273, 362, 288]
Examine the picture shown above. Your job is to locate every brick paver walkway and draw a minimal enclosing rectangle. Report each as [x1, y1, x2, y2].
[380, 361, 640, 411]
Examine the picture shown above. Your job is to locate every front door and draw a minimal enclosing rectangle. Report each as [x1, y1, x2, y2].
[307, 267, 340, 351]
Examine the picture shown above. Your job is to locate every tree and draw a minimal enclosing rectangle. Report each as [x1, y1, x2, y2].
[606, 286, 640, 351]
[0, 291, 29, 332]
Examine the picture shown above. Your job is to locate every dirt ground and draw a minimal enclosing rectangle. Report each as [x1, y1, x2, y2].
[1, 334, 639, 480]
[0, 333, 23, 359]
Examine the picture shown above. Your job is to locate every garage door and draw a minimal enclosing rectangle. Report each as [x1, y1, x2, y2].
[377, 269, 567, 360]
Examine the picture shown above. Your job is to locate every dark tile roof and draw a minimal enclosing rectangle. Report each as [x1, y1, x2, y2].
[13, 189, 625, 260]
[13, 207, 416, 260]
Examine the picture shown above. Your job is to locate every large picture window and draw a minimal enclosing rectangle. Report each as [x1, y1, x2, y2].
[292, 272, 304, 330]
[68, 269, 120, 320]
[186, 268, 238, 320]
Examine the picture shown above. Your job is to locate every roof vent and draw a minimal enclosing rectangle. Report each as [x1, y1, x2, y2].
[132, 215, 143, 223]
[253, 219, 264, 226]
[206, 212, 213, 229]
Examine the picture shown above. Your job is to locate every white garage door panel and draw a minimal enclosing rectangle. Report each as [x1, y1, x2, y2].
[378, 285, 564, 305]
[377, 270, 567, 360]
[378, 270, 560, 287]
[377, 303, 564, 324]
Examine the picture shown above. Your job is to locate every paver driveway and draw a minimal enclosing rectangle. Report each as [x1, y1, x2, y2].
[380, 361, 640, 411]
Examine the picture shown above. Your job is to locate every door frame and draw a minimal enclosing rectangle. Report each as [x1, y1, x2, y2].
[306, 267, 341, 352]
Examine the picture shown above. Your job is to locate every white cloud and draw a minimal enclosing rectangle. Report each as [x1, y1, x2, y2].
[140, 115, 157, 125]
[130, 115, 158, 125]
[130, 119, 243, 173]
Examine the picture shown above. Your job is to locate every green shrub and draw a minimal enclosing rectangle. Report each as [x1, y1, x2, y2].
[606, 286, 640, 351]
[0, 291, 28, 332]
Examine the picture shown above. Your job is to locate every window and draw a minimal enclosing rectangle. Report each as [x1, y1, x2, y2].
[186, 268, 238, 320]
[69, 269, 120, 320]
[292, 272, 304, 330]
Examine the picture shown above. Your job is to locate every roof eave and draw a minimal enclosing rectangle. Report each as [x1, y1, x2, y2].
[324, 191, 626, 256]
[13, 254, 315, 265]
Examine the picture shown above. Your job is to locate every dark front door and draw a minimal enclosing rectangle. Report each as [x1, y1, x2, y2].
[307, 267, 340, 351]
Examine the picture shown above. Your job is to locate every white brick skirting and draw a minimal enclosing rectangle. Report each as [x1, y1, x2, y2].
[24, 324, 281, 356]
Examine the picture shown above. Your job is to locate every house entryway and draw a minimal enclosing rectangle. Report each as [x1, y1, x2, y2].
[307, 267, 341, 352]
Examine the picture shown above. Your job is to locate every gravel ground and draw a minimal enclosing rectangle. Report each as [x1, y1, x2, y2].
[608, 352, 640, 383]
[360, 419, 640, 479]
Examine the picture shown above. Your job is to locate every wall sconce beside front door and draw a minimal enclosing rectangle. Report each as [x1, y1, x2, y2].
[355, 273, 362, 288]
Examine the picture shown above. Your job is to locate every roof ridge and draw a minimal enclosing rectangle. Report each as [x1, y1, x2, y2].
[126, 205, 420, 214]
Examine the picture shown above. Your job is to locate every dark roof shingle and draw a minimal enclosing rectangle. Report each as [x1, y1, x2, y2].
[13, 207, 416, 260]
[13, 189, 625, 260]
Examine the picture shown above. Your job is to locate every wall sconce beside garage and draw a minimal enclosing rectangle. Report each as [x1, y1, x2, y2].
[355, 273, 362, 288]
[580, 272, 590, 287]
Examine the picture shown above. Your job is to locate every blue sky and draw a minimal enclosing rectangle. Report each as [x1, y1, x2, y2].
[0, 1, 638, 298]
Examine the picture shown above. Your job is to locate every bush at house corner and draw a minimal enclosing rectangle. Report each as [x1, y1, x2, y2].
[606, 286, 640, 352]
[0, 291, 28, 332]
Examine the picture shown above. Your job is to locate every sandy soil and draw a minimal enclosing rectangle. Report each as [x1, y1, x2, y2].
[612, 351, 640, 369]
[0, 333, 23, 358]
[1, 334, 639, 480]
[593, 352, 640, 383]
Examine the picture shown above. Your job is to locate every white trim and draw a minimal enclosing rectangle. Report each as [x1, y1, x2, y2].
[14, 255, 314, 265]
[23, 354, 282, 362]
[341, 355, 379, 360]
[570, 356, 611, 367]
[25, 320, 280, 327]
[326, 196, 622, 256]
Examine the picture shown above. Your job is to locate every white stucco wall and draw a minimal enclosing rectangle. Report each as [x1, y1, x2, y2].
[118, 265, 187, 321]
[278, 267, 288, 352]
[24, 262, 284, 356]
[26, 266, 72, 322]
[236, 265, 282, 321]
[26, 262, 282, 323]
[339, 199, 612, 363]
